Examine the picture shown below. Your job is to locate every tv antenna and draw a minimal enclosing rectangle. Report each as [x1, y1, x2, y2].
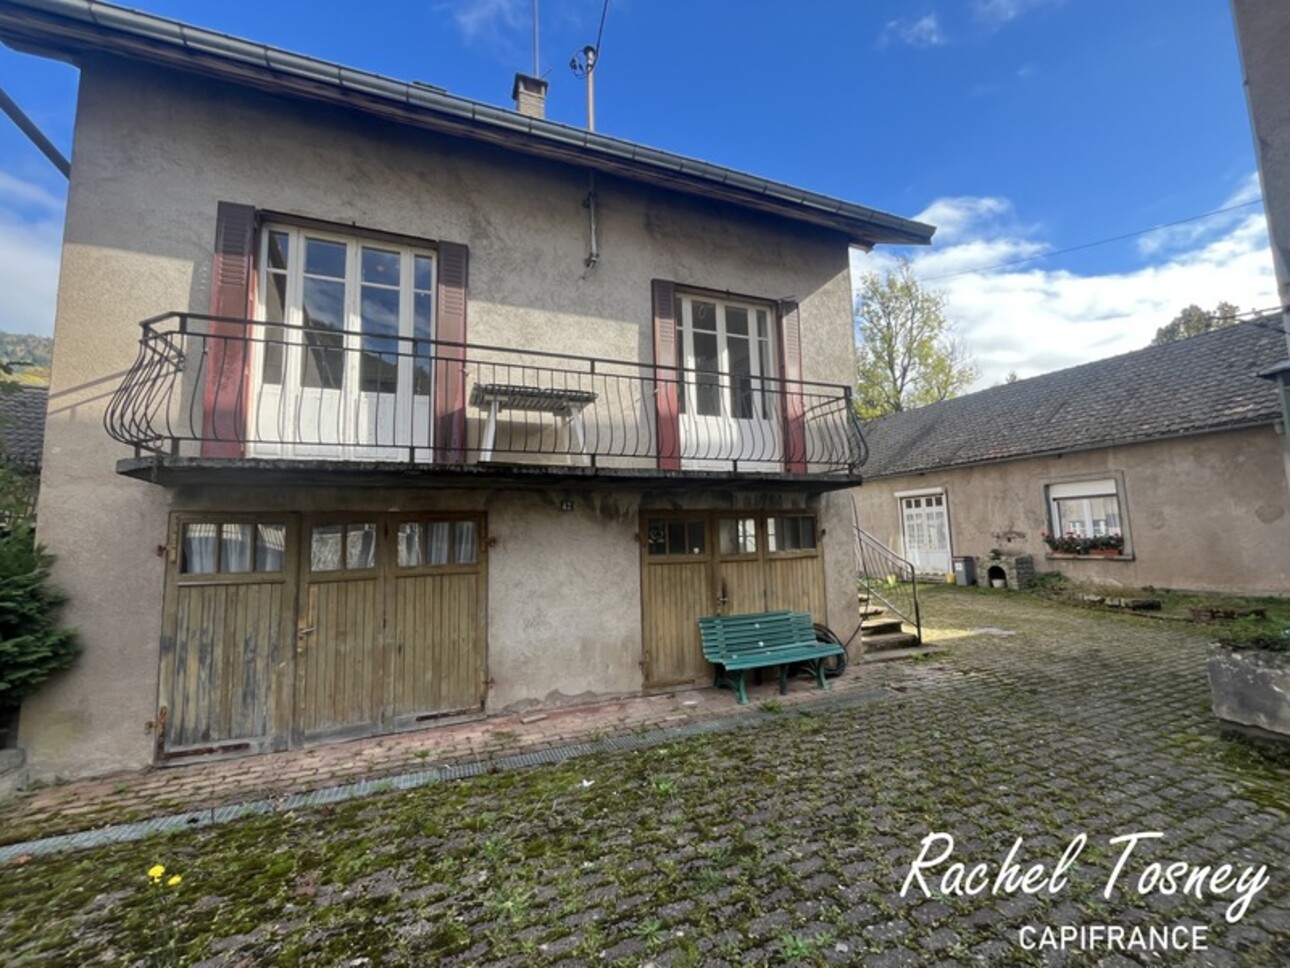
[570, 0, 610, 131]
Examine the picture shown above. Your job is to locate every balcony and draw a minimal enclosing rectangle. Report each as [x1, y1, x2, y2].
[105, 314, 867, 490]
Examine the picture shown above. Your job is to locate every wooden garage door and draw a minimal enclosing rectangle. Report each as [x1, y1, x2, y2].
[159, 512, 485, 759]
[159, 517, 296, 759]
[296, 514, 487, 745]
[640, 511, 826, 691]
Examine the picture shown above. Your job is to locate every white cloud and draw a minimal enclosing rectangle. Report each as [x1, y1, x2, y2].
[851, 185, 1278, 388]
[974, 0, 1063, 28]
[445, 0, 527, 46]
[0, 173, 64, 337]
[0, 170, 64, 213]
[880, 14, 946, 49]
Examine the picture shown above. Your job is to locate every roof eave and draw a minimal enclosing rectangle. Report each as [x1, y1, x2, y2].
[0, 0, 935, 248]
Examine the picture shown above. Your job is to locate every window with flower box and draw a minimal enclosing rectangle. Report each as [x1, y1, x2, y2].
[1043, 478, 1129, 557]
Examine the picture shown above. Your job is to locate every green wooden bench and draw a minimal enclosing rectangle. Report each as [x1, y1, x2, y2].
[698, 611, 845, 704]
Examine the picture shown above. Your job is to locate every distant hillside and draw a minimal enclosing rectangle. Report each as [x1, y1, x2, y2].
[0, 332, 53, 386]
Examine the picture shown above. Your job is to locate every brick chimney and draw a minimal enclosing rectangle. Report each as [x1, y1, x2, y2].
[512, 72, 548, 119]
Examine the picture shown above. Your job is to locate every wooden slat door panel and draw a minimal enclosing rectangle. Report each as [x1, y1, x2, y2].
[764, 556, 827, 618]
[297, 575, 384, 743]
[716, 559, 765, 616]
[167, 582, 281, 749]
[390, 571, 484, 725]
[641, 559, 712, 687]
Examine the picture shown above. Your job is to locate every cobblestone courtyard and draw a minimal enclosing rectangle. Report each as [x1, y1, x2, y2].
[2, 587, 1288, 966]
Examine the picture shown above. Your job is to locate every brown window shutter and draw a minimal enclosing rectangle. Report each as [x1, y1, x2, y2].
[201, 201, 256, 458]
[778, 300, 806, 473]
[435, 241, 469, 463]
[651, 280, 681, 470]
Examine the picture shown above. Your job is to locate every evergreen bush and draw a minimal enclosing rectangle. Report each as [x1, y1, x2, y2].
[0, 523, 80, 714]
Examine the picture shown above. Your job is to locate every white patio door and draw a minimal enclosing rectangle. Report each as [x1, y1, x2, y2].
[249, 227, 435, 461]
[677, 295, 780, 471]
[900, 493, 951, 574]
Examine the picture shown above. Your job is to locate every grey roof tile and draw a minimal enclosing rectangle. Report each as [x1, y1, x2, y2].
[862, 318, 1287, 479]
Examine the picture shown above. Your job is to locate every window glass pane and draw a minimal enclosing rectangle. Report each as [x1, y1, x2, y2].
[414, 254, 433, 292]
[757, 338, 774, 418]
[693, 329, 722, 417]
[221, 523, 253, 574]
[729, 335, 752, 419]
[666, 520, 686, 554]
[756, 309, 768, 341]
[360, 285, 400, 394]
[256, 524, 286, 572]
[181, 523, 218, 574]
[769, 515, 816, 552]
[454, 521, 477, 564]
[262, 271, 287, 386]
[305, 238, 346, 278]
[413, 291, 433, 396]
[687, 520, 706, 555]
[301, 276, 345, 390]
[692, 300, 717, 332]
[361, 247, 399, 285]
[347, 524, 377, 569]
[726, 306, 748, 336]
[427, 522, 451, 565]
[267, 231, 289, 271]
[311, 524, 343, 572]
[646, 517, 667, 556]
[397, 523, 424, 567]
[718, 517, 757, 556]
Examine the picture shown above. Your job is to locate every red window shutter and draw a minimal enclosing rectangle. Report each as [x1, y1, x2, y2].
[778, 300, 806, 473]
[652, 280, 681, 470]
[201, 202, 256, 458]
[435, 241, 469, 463]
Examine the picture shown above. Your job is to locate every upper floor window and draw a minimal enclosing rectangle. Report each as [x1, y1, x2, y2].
[258, 225, 435, 396]
[675, 294, 776, 421]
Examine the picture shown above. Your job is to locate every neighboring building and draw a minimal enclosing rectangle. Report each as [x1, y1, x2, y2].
[0, 384, 45, 520]
[0, 384, 46, 470]
[1230, 0, 1290, 480]
[853, 320, 1290, 594]
[0, 0, 933, 779]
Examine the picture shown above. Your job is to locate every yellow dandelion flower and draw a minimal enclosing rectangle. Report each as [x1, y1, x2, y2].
[166, 874, 182, 887]
[147, 864, 166, 880]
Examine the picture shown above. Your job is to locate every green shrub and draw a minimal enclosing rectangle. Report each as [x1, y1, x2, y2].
[1027, 571, 1070, 594]
[1213, 616, 1290, 654]
[0, 523, 80, 712]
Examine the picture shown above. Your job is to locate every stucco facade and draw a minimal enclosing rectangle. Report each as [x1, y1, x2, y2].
[853, 425, 1290, 595]
[21, 55, 877, 780]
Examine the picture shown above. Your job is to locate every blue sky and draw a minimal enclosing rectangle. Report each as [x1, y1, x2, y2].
[0, 0, 1276, 384]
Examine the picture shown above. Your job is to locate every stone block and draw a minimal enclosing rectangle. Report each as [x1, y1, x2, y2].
[1207, 645, 1290, 743]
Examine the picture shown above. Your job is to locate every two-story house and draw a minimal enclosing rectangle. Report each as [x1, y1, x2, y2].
[0, 0, 933, 781]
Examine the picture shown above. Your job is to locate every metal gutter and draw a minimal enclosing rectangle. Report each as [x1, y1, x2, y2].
[0, 0, 936, 247]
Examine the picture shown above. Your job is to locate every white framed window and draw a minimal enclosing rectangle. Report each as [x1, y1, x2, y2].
[1048, 479, 1122, 538]
[251, 224, 437, 458]
[675, 294, 776, 421]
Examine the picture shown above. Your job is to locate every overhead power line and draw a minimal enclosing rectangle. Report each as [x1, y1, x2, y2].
[919, 199, 1264, 283]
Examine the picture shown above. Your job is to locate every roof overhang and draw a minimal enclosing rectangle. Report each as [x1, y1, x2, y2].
[0, 0, 936, 249]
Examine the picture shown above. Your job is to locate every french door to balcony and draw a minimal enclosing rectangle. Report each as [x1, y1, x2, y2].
[249, 227, 435, 461]
[676, 294, 781, 471]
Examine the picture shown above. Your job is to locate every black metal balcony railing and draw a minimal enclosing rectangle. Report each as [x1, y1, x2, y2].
[105, 313, 868, 475]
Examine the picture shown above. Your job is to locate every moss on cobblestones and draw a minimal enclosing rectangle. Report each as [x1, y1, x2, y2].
[2, 588, 1287, 965]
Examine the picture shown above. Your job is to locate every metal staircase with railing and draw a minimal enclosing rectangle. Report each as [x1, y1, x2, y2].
[851, 497, 924, 653]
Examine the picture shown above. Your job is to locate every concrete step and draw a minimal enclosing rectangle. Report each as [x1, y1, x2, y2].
[858, 605, 886, 619]
[862, 630, 922, 652]
[861, 618, 905, 637]
[860, 645, 942, 664]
